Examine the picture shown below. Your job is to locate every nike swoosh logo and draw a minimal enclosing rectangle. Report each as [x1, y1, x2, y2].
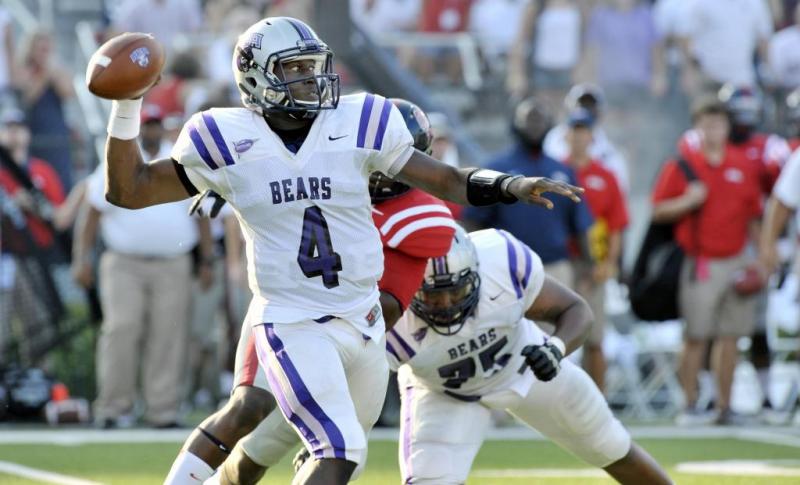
[328, 134, 348, 141]
[489, 293, 502, 301]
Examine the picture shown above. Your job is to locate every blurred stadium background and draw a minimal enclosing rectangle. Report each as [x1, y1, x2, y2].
[0, 0, 799, 483]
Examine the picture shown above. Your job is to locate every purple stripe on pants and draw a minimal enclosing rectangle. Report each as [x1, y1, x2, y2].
[402, 385, 414, 483]
[263, 323, 347, 460]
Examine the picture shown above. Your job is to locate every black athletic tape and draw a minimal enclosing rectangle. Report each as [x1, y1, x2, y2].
[198, 427, 232, 454]
[465, 168, 518, 206]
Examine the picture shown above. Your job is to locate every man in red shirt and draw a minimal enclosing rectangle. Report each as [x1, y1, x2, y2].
[563, 108, 628, 393]
[652, 98, 762, 425]
[0, 109, 65, 252]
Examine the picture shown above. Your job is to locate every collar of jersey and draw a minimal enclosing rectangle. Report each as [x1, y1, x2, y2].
[256, 110, 328, 167]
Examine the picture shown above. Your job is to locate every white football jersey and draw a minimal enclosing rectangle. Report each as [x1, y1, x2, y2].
[388, 229, 548, 402]
[171, 93, 414, 339]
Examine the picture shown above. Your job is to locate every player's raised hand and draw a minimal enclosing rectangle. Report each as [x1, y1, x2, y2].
[506, 177, 583, 209]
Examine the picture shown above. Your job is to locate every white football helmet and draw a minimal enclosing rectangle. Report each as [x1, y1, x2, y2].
[410, 226, 480, 335]
[232, 17, 340, 118]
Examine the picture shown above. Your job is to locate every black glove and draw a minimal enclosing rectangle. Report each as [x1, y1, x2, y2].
[189, 190, 227, 218]
[521, 339, 564, 382]
[293, 447, 311, 473]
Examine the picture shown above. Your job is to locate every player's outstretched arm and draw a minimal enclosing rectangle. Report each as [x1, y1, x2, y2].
[105, 99, 192, 209]
[395, 150, 583, 208]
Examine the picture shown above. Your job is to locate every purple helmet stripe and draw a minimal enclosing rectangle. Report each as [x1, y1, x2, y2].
[201, 112, 235, 166]
[357, 94, 375, 148]
[372, 99, 393, 150]
[285, 17, 312, 40]
[497, 230, 523, 299]
[389, 329, 416, 358]
[263, 323, 347, 459]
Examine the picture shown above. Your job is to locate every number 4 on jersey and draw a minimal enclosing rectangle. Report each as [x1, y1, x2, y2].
[298, 205, 343, 289]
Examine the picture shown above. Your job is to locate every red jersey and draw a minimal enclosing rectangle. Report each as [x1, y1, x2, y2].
[789, 138, 800, 152]
[372, 188, 456, 309]
[0, 157, 65, 248]
[419, 0, 471, 33]
[573, 160, 629, 262]
[678, 128, 789, 195]
[652, 149, 762, 258]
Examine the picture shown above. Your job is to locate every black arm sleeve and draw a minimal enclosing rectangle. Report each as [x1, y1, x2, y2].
[172, 159, 199, 196]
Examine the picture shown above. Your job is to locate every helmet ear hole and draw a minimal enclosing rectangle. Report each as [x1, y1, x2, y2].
[246, 77, 257, 88]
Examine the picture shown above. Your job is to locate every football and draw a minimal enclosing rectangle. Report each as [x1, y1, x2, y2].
[85, 32, 165, 100]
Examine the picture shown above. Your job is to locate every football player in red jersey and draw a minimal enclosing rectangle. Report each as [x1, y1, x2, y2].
[194, 99, 457, 484]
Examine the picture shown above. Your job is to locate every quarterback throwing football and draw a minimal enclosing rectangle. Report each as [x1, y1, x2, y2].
[101, 17, 581, 485]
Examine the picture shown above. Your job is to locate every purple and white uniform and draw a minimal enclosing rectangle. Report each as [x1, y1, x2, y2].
[172, 92, 413, 465]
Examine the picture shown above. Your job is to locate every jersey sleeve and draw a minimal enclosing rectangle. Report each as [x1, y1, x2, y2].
[380, 206, 456, 258]
[495, 229, 545, 310]
[651, 160, 687, 203]
[358, 94, 415, 177]
[170, 111, 234, 198]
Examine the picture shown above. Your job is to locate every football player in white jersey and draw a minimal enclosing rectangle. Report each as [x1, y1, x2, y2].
[101, 17, 582, 485]
[230, 227, 672, 484]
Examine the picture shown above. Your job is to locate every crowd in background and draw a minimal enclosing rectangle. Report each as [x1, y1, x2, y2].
[1, 0, 799, 428]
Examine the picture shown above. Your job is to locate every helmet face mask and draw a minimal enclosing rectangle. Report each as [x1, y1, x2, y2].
[234, 18, 341, 119]
[410, 228, 480, 335]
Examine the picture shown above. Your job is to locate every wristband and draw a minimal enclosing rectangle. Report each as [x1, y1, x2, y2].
[465, 168, 518, 206]
[548, 336, 566, 357]
[107, 98, 143, 140]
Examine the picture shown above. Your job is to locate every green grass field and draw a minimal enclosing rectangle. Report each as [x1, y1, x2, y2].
[1, 435, 799, 484]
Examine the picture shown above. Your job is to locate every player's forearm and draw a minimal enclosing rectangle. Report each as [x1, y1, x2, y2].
[551, 300, 592, 355]
[396, 151, 470, 205]
[105, 136, 151, 208]
[379, 291, 403, 330]
[606, 231, 622, 266]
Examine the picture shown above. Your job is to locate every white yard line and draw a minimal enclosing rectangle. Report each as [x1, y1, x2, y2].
[473, 468, 607, 478]
[0, 426, 797, 445]
[0, 461, 104, 485]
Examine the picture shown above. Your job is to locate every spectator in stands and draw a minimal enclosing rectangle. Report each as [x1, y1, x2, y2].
[651, 98, 762, 425]
[769, 3, 800, 90]
[468, 0, 528, 62]
[563, 108, 629, 393]
[14, 30, 76, 191]
[351, 0, 421, 36]
[580, 0, 664, 100]
[544, 84, 629, 192]
[507, 0, 585, 105]
[786, 88, 800, 150]
[0, 109, 65, 254]
[413, 0, 472, 84]
[110, 0, 204, 51]
[463, 96, 593, 288]
[677, 0, 772, 95]
[71, 108, 213, 429]
[0, 6, 14, 105]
